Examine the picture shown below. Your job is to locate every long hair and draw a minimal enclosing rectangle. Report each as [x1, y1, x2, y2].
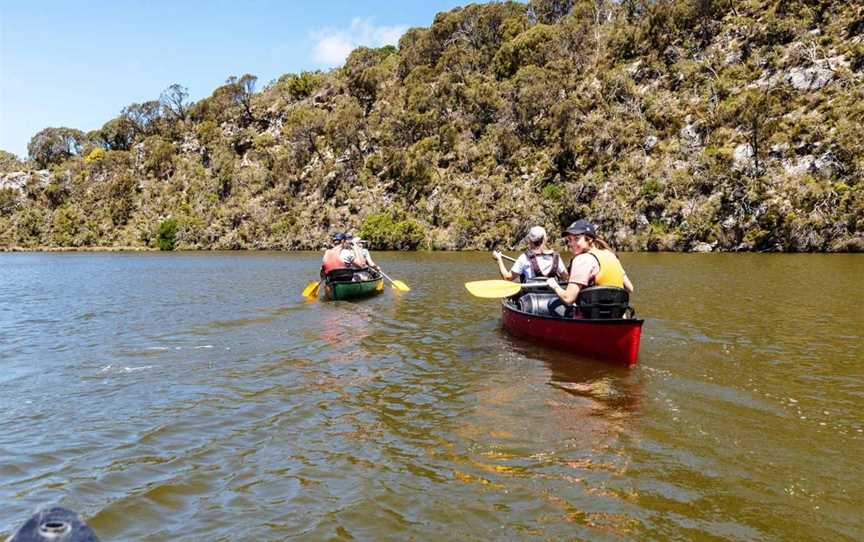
[587, 236, 614, 252]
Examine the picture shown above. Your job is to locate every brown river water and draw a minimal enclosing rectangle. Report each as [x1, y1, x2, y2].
[0, 252, 861, 541]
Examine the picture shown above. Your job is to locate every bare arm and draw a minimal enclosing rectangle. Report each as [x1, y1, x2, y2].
[492, 251, 514, 281]
[352, 245, 367, 268]
[547, 277, 580, 304]
[623, 274, 634, 293]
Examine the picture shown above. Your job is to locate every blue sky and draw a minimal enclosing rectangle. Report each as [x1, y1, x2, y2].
[0, 0, 471, 159]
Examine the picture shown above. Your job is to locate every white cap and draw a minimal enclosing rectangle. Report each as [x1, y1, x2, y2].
[526, 226, 546, 243]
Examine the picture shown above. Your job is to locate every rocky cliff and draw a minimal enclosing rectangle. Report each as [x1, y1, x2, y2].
[1, 0, 862, 252]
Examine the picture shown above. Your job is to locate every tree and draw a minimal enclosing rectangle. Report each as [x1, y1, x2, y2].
[0, 150, 23, 172]
[492, 23, 558, 78]
[105, 172, 138, 225]
[725, 88, 782, 175]
[224, 74, 258, 125]
[142, 136, 175, 179]
[529, 0, 575, 24]
[160, 83, 190, 122]
[508, 66, 560, 143]
[94, 116, 137, 150]
[285, 106, 327, 164]
[325, 96, 365, 164]
[343, 47, 394, 115]
[121, 101, 161, 136]
[278, 71, 324, 100]
[27, 127, 84, 167]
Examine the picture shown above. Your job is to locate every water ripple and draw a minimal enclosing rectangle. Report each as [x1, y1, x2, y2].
[0, 253, 861, 540]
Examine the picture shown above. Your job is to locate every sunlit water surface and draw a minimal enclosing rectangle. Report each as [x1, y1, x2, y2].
[0, 252, 861, 540]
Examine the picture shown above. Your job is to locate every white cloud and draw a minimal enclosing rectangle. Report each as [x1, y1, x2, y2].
[311, 18, 408, 67]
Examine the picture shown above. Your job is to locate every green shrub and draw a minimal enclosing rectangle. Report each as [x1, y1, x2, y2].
[51, 204, 82, 246]
[640, 178, 661, 200]
[359, 212, 425, 249]
[157, 218, 179, 250]
[143, 136, 175, 179]
[196, 120, 219, 146]
[0, 187, 18, 213]
[542, 183, 565, 201]
[279, 71, 324, 100]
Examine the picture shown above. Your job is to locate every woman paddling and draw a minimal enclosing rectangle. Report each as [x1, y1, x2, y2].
[492, 226, 569, 283]
[546, 220, 634, 306]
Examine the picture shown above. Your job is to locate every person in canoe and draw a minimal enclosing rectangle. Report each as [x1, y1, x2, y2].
[546, 219, 634, 306]
[348, 236, 380, 281]
[338, 234, 372, 270]
[492, 226, 569, 283]
[351, 236, 379, 269]
[321, 232, 351, 277]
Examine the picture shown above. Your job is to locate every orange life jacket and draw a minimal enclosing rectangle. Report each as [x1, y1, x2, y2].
[322, 247, 347, 274]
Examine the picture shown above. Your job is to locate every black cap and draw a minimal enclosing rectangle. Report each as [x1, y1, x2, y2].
[563, 219, 597, 237]
[332, 232, 348, 241]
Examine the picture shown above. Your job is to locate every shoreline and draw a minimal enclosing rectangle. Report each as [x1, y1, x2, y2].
[1, 246, 156, 252]
[1, 246, 860, 254]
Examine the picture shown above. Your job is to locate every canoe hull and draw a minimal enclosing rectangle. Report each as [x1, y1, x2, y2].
[501, 300, 643, 367]
[323, 274, 384, 301]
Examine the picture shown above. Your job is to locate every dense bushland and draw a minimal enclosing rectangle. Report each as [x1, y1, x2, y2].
[1, 0, 862, 252]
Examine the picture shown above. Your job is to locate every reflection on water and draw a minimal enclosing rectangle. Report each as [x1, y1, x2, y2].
[0, 252, 861, 541]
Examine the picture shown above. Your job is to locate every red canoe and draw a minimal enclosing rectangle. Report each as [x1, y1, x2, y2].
[501, 297, 644, 367]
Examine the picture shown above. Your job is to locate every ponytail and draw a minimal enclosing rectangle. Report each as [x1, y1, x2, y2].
[587, 237, 615, 253]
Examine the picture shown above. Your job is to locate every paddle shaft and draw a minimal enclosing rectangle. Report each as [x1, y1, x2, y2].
[378, 268, 394, 283]
[377, 268, 410, 291]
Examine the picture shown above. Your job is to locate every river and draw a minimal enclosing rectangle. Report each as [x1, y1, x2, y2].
[0, 252, 861, 540]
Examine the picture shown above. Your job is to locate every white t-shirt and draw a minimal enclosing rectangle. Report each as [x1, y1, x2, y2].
[510, 251, 567, 280]
[339, 248, 356, 265]
[340, 247, 370, 267]
[569, 253, 601, 287]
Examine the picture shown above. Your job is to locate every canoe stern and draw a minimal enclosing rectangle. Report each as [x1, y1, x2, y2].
[501, 302, 643, 367]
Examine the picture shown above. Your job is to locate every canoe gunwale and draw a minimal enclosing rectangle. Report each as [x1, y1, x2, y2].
[501, 297, 644, 326]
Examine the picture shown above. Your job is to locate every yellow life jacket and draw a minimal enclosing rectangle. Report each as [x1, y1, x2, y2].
[587, 248, 625, 288]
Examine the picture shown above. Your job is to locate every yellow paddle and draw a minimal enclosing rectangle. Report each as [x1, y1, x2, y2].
[378, 269, 410, 292]
[464, 279, 555, 299]
[302, 279, 322, 298]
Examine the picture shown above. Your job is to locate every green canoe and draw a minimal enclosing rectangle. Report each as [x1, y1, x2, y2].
[322, 268, 384, 301]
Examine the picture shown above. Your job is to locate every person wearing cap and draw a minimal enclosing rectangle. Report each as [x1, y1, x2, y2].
[321, 232, 351, 276]
[350, 237, 379, 270]
[492, 225, 569, 283]
[337, 234, 370, 270]
[546, 219, 634, 306]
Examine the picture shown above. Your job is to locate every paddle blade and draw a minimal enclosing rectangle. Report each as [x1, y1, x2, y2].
[302, 280, 321, 298]
[391, 280, 411, 292]
[464, 280, 522, 299]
